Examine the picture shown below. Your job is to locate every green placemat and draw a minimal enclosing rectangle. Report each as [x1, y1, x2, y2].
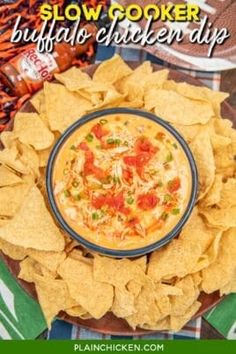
[0, 260, 46, 339]
[204, 294, 236, 339]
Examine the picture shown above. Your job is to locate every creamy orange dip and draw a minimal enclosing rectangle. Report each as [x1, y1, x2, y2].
[53, 114, 192, 250]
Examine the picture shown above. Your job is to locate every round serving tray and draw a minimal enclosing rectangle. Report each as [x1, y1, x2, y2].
[1, 62, 235, 336]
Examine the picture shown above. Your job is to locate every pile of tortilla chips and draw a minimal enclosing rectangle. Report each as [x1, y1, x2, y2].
[0, 55, 235, 332]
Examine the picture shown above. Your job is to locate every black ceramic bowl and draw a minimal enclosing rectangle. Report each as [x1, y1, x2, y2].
[46, 108, 198, 258]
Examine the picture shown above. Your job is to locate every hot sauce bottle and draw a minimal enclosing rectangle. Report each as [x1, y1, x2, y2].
[0, 23, 98, 97]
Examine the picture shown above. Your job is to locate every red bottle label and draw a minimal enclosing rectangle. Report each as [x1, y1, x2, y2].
[11, 48, 59, 93]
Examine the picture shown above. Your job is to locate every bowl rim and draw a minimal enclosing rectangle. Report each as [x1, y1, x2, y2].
[46, 107, 198, 258]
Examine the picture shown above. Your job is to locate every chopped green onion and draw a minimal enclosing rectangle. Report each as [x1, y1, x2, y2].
[164, 194, 172, 202]
[64, 190, 70, 198]
[124, 121, 129, 126]
[70, 145, 76, 151]
[92, 212, 99, 220]
[74, 194, 81, 201]
[107, 138, 115, 145]
[166, 152, 173, 163]
[126, 197, 134, 205]
[160, 211, 169, 221]
[72, 181, 79, 188]
[63, 168, 69, 175]
[173, 143, 178, 149]
[113, 176, 120, 184]
[86, 134, 94, 143]
[150, 169, 157, 176]
[114, 138, 121, 146]
[171, 208, 180, 215]
[100, 119, 108, 125]
[124, 141, 129, 147]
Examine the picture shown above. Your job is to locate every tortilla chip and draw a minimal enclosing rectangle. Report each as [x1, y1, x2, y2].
[214, 118, 234, 137]
[18, 257, 56, 282]
[93, 54, 132, 84]
[93, 255, 146, 288]
[171, 276, 200, 316]
[34, 275, 76, 328]
[0, 131, 17, 148]
[214, 143, 235, 178]
[0, 165, 23, 187]
[0, 238, 27, 260]
[125, 280, 162, 329]
[217, 178, 236, 209]
[0, 183, 31, 217]
[141, 317, 170, 331]
[179, 208, 215, 253]
[30, 90, 46, 115]
[190, 131, 215, 199]
[95, 87, 124, 109]
[65, 305, 91, 318]
[38, 147, 51, 168]
[0, 218, 10, 227]
[148, 238, 202, 282]
[116, 61, 153, 102]
[55, 66, 92, 91]
[112, 287, 136, 318]
[58, 256, 113, 319]
[13, 112, 54, 150]
[133, 256, 147, 272]
[171, 123, 202, 144]
[201, 229, 236, 293]
[170, 301, 201, 332]
[163, 81, 228, 116]
[18, 257, 44, 282]
[0, 146, 29, 174]
[155, 283, 183, 297]
[145, 89, 214, 125]
[27, 249, 66, 273]
[199, 174, 223, 208]
[0, 185, 65, 251]
[211, 133, 232, 151]
[44, 82, 92, 133]
[200, 207, 236, 228]
[18, 143, 39, 177]
[220, 269, 236, 296]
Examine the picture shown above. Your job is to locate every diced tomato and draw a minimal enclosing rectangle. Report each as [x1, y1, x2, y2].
[91, 166, 107, 180]
[92, 195, 106, 209]
[91, 124, 109, 140]
[80, 145, 107, 180]
[122, 168, 133, 184]
[135, 137, 158, 155]
[84, 150, 94, 163]
[137, 193, 159, 210]
[84, 162, 95, 176]
[136, 153, 152, 167]
[167, 177, 181, 193]
[120, 207, 131, 215]
[124, 153, 151, 168]
[78, 142, 89, 151]
[123, 155, 137, 166]
[91, 192, 130, 215]
[127, 217, 140, 227]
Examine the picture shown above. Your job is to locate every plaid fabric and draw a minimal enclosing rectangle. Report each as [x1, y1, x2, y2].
[48, 318, 202, 340]
[47, 43, 223, 340]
